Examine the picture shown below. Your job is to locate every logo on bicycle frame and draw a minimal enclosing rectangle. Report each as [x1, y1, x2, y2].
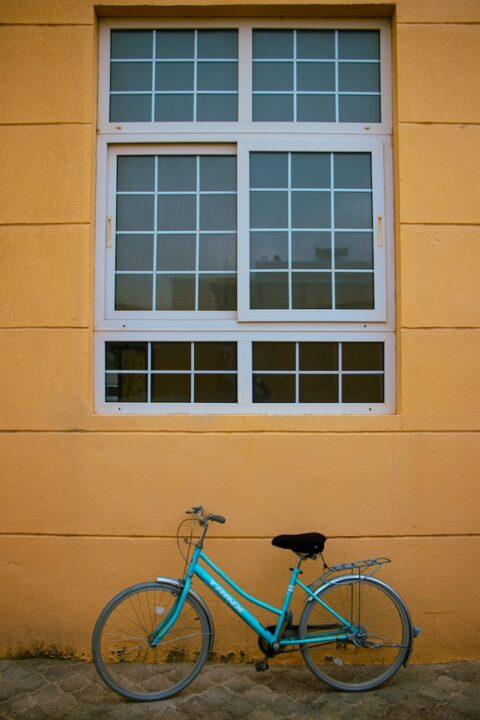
[208, 578, 245, 615]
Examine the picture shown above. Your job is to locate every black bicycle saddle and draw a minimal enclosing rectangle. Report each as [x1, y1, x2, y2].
[272, 532, 327, 555]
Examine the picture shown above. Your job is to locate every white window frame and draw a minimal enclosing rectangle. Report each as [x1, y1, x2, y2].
[95, 17, 395, 415]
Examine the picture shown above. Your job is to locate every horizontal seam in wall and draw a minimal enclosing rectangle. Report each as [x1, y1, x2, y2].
[398, 122, 480, 127]
[0, 430, 479, 436]
[1, 533, 478, 540]
[0, 123, 94, 127]
[0, 327, 90, 330]
[0, 23, 94, 27]
[401, 327, 480, 330]
[400, 222, 480, 227]
[397, 21, 480, 26]
[0, 223, 91, 228]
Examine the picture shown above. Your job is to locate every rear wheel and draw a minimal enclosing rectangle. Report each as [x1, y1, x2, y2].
[92, 581, 212, 701]
[300, 576, 410, 692]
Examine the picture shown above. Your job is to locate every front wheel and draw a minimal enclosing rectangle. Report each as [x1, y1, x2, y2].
[92, 581, 212, 701]
[299, 576, 410, 692]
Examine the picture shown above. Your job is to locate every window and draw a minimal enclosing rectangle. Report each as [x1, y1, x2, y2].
[95, 20, 394, 414]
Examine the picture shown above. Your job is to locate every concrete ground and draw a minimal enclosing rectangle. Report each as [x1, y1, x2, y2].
[0, 659, 479, 720]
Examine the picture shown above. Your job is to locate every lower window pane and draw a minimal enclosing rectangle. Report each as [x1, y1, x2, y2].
[106, 373, 147, 402]
[292, 272, 332, 309]
[253, 374, 295, 403]
[251, 272, 289, 309]
[300, 374, 338, 403]
[156, 274, 195, 310]
[198, 274, 236, 310]
[342, 374, 384, 403]
[152, 374, 191, 402]
[335, 273, 374, 309]
[195, 374, 237, 402]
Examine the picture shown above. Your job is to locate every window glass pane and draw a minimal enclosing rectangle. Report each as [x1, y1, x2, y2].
[197, 30, 238, 59]
[250, 232, 288, 269]
[116, 195, 154, 232]
[198, 274, 236, 310]
[339, 95, 380, 123]
[253, 342, 295, 371]
[152, 374, 191, 402]
[292, 191, 330, 229]
[300, 375, 338, 403]
[199, 233, 236, 271]
[299, 342, 338, 371]
[334, 153, 371, 189]
[116, 234, 154, 271]
[250, 191, 288, 229]
[195, 374, 237, 403]
[253, 62, 293, 91]
[297, 30, 335, 59]
[335, 232, 373, 269]
[250, 272, 289, 309]
[157, 234, 196, 271]
[292, 232, 331, 269]
[343, 342, 384, 371]
[334, 192, 372, 229]
[155, 30, 194, 59]
[342, 375, 384, 403]
[297, 94, 336, 122]
[253, 374, 295, 403]
[200, 194, 236, 231]
[156, 274, 195, 310]
[106, 374, 148, 402]
[196, 94, 237, 121]
[106, 342, 148, 370]
[117, 156, 155, 192]
[335, 273, 374, 309]
[253, 30, 293, 59]
[297, 62, 335, 92]
[338, 31, 380, 60]
[195, 342, 237, 370]
[155, 94, 193, 121]
[250, 153, 288, 189]
[110, 94, 151, 122]
[292, 272, 332, 309]
[111, 30, 153, 59]
[155, 61, 194, 91]
[197, 62, 237, 91]
[291, 153, 330, 189]
[200, 156, 236, 192]
[339, 63, 380, 92]
[111, 62, 152, 92]
[115, 274, 153, 310]
[253, 94, 293, 121]
[152, 342, 191, 370]
[157, 195, 196, 231]
[158, 156, 196, 191]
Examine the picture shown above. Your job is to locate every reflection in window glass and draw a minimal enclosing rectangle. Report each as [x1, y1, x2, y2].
[249, 152, 373, 311]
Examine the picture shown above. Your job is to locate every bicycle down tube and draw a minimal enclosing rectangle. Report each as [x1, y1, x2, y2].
[150, 546, 352, 648]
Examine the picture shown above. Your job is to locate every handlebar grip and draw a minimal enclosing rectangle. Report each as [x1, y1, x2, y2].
[209, 514, 226, 524]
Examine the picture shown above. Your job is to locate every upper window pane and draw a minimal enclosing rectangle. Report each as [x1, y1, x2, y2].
[252, 29, 380, 123]
[110, 29, 238, 122]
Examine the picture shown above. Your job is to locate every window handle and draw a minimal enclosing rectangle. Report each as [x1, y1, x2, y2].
[106, 216, 112, 248]
[376, 215, 384, 247]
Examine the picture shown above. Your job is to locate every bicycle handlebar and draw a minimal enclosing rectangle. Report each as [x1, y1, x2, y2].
[185, 506, 226, 524]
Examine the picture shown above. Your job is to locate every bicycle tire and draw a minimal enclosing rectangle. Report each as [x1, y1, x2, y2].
[92, 581, 212, 701]
[299, 576, 410, 692]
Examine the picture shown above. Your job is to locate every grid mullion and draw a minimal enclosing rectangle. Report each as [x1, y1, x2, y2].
[195, 157, 200, 311]
[190, 342, 195, 403]
[330, 152, 336, 310]
[295, 342, 300, 403]
[152, 156, 159, 311]
[151, 32, 156, 122]
[288, 153, 293, 310]
[293, 31, 297, 122]
[334, 31, 339, 123]
[193, 31, 198, 122]
[338, 342, 343, 403]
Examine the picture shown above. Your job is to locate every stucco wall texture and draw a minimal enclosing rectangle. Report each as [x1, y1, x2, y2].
[0, 0, 479, 662]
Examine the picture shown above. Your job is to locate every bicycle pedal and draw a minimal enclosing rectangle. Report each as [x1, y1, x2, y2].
[254, 659, 270, 672]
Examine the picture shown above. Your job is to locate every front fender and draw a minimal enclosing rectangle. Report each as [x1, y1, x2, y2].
[156, 576, 215, 653]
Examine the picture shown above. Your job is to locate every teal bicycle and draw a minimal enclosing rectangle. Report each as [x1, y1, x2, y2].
[92, 506, 420, 701]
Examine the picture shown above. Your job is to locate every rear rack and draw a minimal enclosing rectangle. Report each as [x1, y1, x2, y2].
[319, 557, 391, 582]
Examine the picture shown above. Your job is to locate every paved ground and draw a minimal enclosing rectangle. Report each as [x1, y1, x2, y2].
[0, 659, 479, 720]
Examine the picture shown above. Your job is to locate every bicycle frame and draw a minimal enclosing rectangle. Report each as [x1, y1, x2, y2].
[150, 543, 354, 649]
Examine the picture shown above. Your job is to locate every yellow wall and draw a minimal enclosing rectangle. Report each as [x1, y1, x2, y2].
[1, 0, 479, 663]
